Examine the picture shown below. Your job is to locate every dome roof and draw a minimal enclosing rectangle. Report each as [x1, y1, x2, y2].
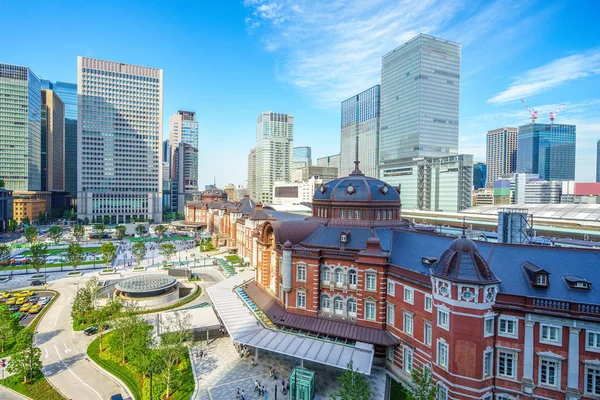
[116, 274, 177, 294]
[431, 236, 499, 284]
[313, 173, 399, 203]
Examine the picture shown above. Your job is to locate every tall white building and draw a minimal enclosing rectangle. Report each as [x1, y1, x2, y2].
[486, 127, 518, 188]
[77, 57, 163, 223]
[254, 111, 294, 204]
[169, 110, 198, 164]
[340, 85, 380, 177]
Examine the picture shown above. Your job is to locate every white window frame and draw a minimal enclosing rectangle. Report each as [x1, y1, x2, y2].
[538, 357, 560, 388]
[334, 296, 344, 315]
[484, 316, 495, 338]
[437, 339, 448, 369]
[347, 298, 357, 317]
[540, 324, 562, 346]
[437, 383, 448, 400]
[424, 322, 432, 346]
[403, 312, 414, 336]
[387, 280, 395, 296]
[497, 350, 517, 380]
[334, 268, 344, 287]
[403, 346, 413, 373]
[424, 294, 432, 312]
[348, 269, 357, 287]
[585, 365, 600, 396]
[321, 294, 330, 312]
[536, 274, 548, 285]
[483, 348, 493, 378]
[498, 316, 518, 338]
[386, 346, 394, 362]
[321, 267, 330, 283]
[404, 286, 414, 305]
[296, 291, 306, 309]
[586, 331, 600, 353]
[365, 273, 376, 291]
[296, 263, 306, 282]
[387, 303, 395, 326]
[437, 308, 450, 331]
[365, 301, 376, 321]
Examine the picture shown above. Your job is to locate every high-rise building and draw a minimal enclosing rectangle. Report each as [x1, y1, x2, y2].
[379, 34, 460, 177]
[162, 140, 171, 165]
[340, 85, 380, 177]
[292, 166, 338, 184]
[517, 123, 576, 181]
[172, 142, 198, 213]
[41, 80, 77, 197]
[40, 89, 65, 191]
[596, 139, 600, 182]
[293, 146, 312, 169]
[169, 110, 198, 158]
[316, 154, 340, 173]
[77, 57, 163, 223]
[472, 162, 486, 190]
[0, 63, 42, 191]
[254, 111, 294, 204]
[247, 148, 256, 200]
[486, 127, 518, 188]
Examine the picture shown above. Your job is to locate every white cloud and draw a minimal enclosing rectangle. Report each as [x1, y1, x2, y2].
[488, 49, 600, 104]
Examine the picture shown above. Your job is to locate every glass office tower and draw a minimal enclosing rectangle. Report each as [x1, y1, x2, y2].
[517, 123, 576, 181]
[41, 80, 77, 196]
[379, 34, 460, 173]
[293, 146, 312, 169]
[0, 63, 41, 191]
[77, 57, 163, 223]
[40, 89, 65, 191]
[596, 140, 600, 183]
[340, 85, 380, 177]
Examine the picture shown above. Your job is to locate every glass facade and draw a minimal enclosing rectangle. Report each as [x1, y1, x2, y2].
[340, 85, 380, 177]
[597, 140, 600, 183]
[517, 123, 576, 181]
[486, 127, 518, 188]
[473, 162, 486, 190]
[293, 146, 312, 169]
[0, 63, 41, 191]
[379, 34, 460, 174]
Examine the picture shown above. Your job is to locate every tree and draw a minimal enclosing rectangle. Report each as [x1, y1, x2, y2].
[0, 179, 4, 188]
[0, 244, 10, 262]
[71, 276, 101, 325]
[100, 242, 117, 268]
[83, 217, 90, 225]
[0, 303, 20, 352]
[159, 243, 176, 266]
[93, 298, 122, 353]
[24, 225, 38, 243]
[48, 225, 63, 245]
[93, 224, 106, 240]
[157, 310, 192, 398]
[22, 217, 30, 226]
[7, 219, 17, 233]
[7, 330, 42, 384]
[405, 367, 438, 400]
[29, 243, 48, 275]
[103, 215, 111, 225]
[111, 301, 142, 364]
[131, 242, 147, 268]
[135, 224, 146, 238]
[115, 225, 127, 241]
[73, 224, 85, 242]
[154, 224, 167, 239]
[65, 242, 84, 272]
[37, 211, 47, 225]
[329, 360, 371, 400]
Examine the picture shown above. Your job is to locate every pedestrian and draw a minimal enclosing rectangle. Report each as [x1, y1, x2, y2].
[254, 380, 259, 392]
[241, 389, 245, 400]
[263, 389, 268, 399]
[286, 381, 289, 393]
[251, 358, 255, 367]
[236, 388, 240, 399]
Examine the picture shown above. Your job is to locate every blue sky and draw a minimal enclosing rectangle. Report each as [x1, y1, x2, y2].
[1, 0, 599, 186]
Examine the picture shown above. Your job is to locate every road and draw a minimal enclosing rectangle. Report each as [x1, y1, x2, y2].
[0, 385, 29, 400]
[34, 278, 132, 400]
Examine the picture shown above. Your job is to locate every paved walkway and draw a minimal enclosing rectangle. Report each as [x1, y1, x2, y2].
[190, 338, 386, 400]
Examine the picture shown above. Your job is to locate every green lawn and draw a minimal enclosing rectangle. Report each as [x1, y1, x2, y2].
[0, 373, 65, 400]
[19, 246, 101, 256]
[2, 259, 100, 271]
[224, 254, 242, 264]
[129, 235, 192, 243]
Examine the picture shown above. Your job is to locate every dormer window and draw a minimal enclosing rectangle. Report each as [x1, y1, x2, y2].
[536, 274, 549, 287]
[522, 262, 550, 288]
[422, 256, 439, 265]
[564, 275, 592, 290]
[340, 231, 350, 244]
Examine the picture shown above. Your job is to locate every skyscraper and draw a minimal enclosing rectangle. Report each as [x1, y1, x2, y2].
[40, 89, 65, 191]
[254, 111, 294, 204]
[517, 123, 576, 181]
[169, 110, 198, 158]
[340, 85, 380, 177]
[597, 140, 600, 183]
[41, 80, 77, 197]
[379, 34, 460, 176]
[248, 148, 256, 200]
[0, 63, 42, 191]
[473, 162, 486, 190]
[293, 146, 312, 169]
[486, 127, 518, 188]
[77, 57, 163, 223]
[172, 142, 198, 212]
[316, 154, 340, 172]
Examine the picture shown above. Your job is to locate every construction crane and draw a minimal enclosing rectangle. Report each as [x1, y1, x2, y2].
[549, 103, 566, 124]
[521, 99, 538, 124]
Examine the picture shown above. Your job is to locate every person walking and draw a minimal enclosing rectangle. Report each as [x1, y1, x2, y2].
[254, 380, 259, 393]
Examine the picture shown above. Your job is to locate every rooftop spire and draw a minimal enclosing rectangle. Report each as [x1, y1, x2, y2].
[461, 217, 467, 238]
[351, 129, 363, 175]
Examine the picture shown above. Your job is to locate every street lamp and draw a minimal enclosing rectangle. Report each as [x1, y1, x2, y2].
[149, 367, 153, 400]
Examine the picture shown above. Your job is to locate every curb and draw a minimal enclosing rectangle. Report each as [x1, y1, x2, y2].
[86, 356, 135, 400]
[189, 348, 200, 400]
[0, 384, 34, 400]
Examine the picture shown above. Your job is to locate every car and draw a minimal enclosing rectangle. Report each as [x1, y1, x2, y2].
[8, 305, 20, 312]
[19, 303, 32, 312]
[30, 280, 45, 287]
[6, 297, 16, 305]
[14, 290, 34, 297]
[28, 296, 39, 304]
[0, 292, 11, 299]
[28, 304, 42, 314]
[110, 395, 124, 400]
[15, 297, 26, 305]
[38, 297, 50, 305]
[83, 326, 98, 336]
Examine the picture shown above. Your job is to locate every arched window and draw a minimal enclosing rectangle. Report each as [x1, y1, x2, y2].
[322, 267, 331, 283]
[347, 298, 357, 317]
[355, 210, 360, 219]
[347, 209, 353, 220]
[348, 270, 357, 287]
[334, 296, 344, 314]
[340, 209, 345, 219]
[376, 210, 381, 220]
[335, 268, 344, 286]
[321, 294, 331, 311]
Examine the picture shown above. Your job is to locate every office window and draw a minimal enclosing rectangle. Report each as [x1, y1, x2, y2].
[437, 309, 449, 330]
[498, 317, 518, 338]
[387, 303, 395, 326]
[587, 331, 600, 352]
[365, 301, 376, 321]
[498, 351, 517, 379]
[387, 280, 395, 296]
[404, 312, 414, 336]
[539, 358, 560, 387]
[348, 270, 357, 286]
[437, 384, 447, 400]
[296, 291, 306, 308]
[541, 324, 561, 344]
[483, 349, 493, 377]
[484, 316, 495, 337]
[296, 264, 306, 282]
[366, 273, 376, 291]
[586, 366, 600, 395]
[437, 340, 448, 368]
[425, 294, 432, 312]
[424, 322, 432, 346]
[347, 299, 357, 317]
[322, 268, 330, 283]
[404, 287, 414, 304]
[403, 346, 413, 372]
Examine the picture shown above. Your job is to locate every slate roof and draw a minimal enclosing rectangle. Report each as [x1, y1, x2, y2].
[244, 281, 399, 346]
[313, 174, 399, 203]
[271, 220, 322, 246]
[389, 229, 600, 304]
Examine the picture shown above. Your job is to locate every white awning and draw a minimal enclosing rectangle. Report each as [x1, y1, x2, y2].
[207, 272, 374, 374]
